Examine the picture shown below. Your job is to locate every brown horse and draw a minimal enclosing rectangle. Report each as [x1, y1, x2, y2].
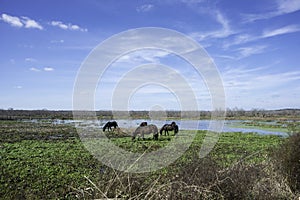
[132, 124, 159, 140]
[160, 122, 179, 136]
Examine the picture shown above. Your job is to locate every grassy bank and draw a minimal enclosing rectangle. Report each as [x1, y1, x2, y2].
[229, 120, 300, 135]
[0, 120, 298, 199]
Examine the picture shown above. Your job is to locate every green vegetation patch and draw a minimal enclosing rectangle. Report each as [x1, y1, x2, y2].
[229, 120, 290, 133]
[0, 121, 287, 199]
[0, 139, 105, 199]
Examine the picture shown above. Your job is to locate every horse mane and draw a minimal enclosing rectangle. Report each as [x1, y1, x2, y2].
[159, 124, 168, 135]
[111, 121, 118, 127]
[140, 122, 147, 127]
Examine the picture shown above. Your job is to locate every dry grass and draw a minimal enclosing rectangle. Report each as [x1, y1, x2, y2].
[69, 133, 300, 199]
[272, 133, 300, 192]
[72, 154, 299, 200]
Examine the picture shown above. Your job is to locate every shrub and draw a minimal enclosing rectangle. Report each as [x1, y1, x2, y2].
[272, 133, 300, 192]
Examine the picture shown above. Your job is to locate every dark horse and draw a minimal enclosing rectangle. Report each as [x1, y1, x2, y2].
[103, 121, 118, 132]
[160, 121, 179, 136]
[139, 122, 148, 127]
[132, 124, 159, 141]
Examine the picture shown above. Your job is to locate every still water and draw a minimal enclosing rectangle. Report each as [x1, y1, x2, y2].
[49, 119, 288, 136]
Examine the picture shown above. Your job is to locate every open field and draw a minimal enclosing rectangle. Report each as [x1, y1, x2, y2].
[1, 119, 299, 199]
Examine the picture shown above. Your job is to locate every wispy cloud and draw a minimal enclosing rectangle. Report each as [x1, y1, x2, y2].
[0, 13, 43, 30]
[50, 21, 88, 32]
[222, 65, 300, 109]
[29, 67, 54, 72]
[236, 45, 268, 59]
[262, 24, 300, 38]
[30, 67, 40, 72]
[190, 10, 236, 41]
[136, 4, 154, 12]
[22, 16, 43, 30]
[224, 24, 300, 48]
[43, 67, 54, 71]
[223, 66, 300, 91]
[243, 0, 300, 22]
[13, 85, 23, 89]
[25, 58, 37, 62]
[50, 39, 64, 44]
[117, 50, 170, 64]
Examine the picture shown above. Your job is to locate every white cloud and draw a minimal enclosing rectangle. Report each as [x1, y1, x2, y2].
[236, 45, 268, 59]
[190, 10, 236, 41]
[0, 13, 43, 30]
[50, 21, 87, 32]
[25, 58, 37, 62]
[30, 67, 40, 72]
[0, 13, 23, 27]
[29, 67, 54, 72]
[22, 16, 43, 30]
[222, 66, 300, 109]
[262, 25, 300, 38]
[243, 0, 300, 22]
[43, 67, 54, 71]
[223, 66, 300, 91]
[13, 85, 23, 89]
[136, 4, 154, 12]
[50, 39, 64, 44]
[117, 50, 170, 64]
[51, 21, 67, 29]
[277, 0, 300, 13]
[224, 24, 300, 48]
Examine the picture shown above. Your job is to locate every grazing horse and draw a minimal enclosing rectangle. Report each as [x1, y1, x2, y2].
[139, 122, 148, 127]
[103, 121, 118, 132]
[160, 122, 179, 136]
[132, 124, 159, 140]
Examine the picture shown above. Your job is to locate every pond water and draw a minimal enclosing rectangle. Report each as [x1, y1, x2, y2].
[46, 119, 288, 136]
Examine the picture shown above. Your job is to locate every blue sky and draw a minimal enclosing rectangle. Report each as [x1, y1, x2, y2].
[1, 0, 300, 111]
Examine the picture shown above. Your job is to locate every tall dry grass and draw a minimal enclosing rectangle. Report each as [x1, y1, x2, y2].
[71, 134, 300, 199]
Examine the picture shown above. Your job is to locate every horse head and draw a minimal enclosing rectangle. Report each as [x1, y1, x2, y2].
[140, 122, 148, 127]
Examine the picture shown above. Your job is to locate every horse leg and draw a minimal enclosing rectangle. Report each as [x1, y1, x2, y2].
[153, 133, 158, 140]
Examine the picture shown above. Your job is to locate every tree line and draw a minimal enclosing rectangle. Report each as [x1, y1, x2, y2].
[0, 108, 299, 120]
